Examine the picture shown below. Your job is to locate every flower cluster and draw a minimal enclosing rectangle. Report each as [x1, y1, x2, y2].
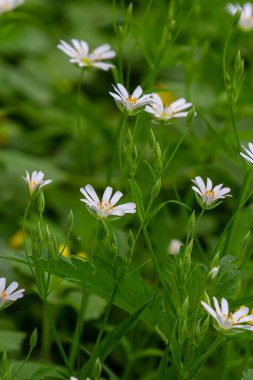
[57, 39, 116, 71]
[0, 0, 23, 13]
[80, 184, 136, 219]
[109, 83, 193, 121]
[227, 2, 253, 30]
[201, 297, 253, 333]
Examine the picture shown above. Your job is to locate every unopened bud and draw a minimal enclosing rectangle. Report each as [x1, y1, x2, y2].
[37, 192, 45, 214]
[232, 9, 241, 27]
[168, 239, 182, 256]
[92, 357, 102, 379]
[30, 328, 38, 348]
[187, 211, 195, 235]
[66, 209, 74, 233]
[208, 266, 220, 280]
[151, 177, 161, 199]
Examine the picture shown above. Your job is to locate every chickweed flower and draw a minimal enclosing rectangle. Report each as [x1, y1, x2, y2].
[201, 296, 253, 334]
[0, 278, 25, 307]
[0, 0, 23, 13]
[23, 170, 52, 194]
[80, 184, 136, 219]
[191, 176, 231, 209]
[240, 142, 253, 164]
[227, 2, 253, 30]
[57, 39, 116, 71]
[109, 83, 153, 115]
[145, 93, 193, 123]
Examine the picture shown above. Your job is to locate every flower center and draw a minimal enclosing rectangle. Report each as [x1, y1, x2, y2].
[2, 2, 10, 10]
[81, 57, 92, 65]
[126, 96, 137, 104]
[97, 200, 113, 213]
[205, 190, 215, 197]
[30, 181, 37, 191]
[1, 291, 7, 301]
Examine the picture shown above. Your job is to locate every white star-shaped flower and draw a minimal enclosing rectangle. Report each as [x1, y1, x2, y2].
[22, 170, 52, 194]
[0, 0, 23, 13]
[227, 2, 253, 30]
[109, 83, 153, 115]
[0, 278, 25, 306]
[80, 184, 136, 219]
[201, 296, 253, 334]
[145, 93, 193, 123]
[57, 39, 116, 71]
[191, 176, 231, 209]
[240, 142, 253, 164]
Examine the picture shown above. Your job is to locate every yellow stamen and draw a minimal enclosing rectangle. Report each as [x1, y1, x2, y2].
[205, 190, 215, 197]
[126, 96, 137, 104]
[1, 291, 7, 301]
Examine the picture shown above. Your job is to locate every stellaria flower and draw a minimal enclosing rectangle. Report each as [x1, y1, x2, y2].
[80, 184, 136, 219]
[240, 142, 253, 164]
[227, 2, 253, 30]
[201, 296, 253, 333]
[145, 93, 193, 123]
[0, 0, 23, 13]
[70, 377, 90, 380]
[191, 176, 231, 209]
[22, 171, 52, 194]
[0, 278, 25, 307]
[57, 39, 116, 71]
[109, 83, 153, 115]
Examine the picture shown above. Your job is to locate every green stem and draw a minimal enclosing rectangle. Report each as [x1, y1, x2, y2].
[188, 335, 225, 378]
[43, 298, 71, 373]
[163, 128, 188, 173]
[107, 114, 128, 185]
[143, 226, 176, 315]
[76, 68, 89, 175]
[75, 222, 100, 371]
[10, 344, 35, 380]
[78, 282, 120, 378]
[22, 199, 35, 278]
[118, 115, 128, 188]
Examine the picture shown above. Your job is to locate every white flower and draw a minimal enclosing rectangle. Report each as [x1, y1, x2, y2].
[145, 93, 192, 123]
[22, 170, 52, 193]
[80, 184, 136, 219]
[168, 239, 183, 255]
[201, 296, 253, 333]
[191, 176, 231, 209]
[227, 2, 253, 30]
[0, 0, 23, 13]
[57, 39, 116, 71]
[0, 278, 25, 305]
[240, 142, 253, 164]
[70, 377, 90, 380]
[109, 83, 153, 115]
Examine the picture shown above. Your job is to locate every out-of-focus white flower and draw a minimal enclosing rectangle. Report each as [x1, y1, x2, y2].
[240, 142, 253, 164]
[57, 39, 116, 71]
[70, 377, 90, 380]
[109, 83, 153, 115]
[22, 171, 52, 194]
[168, 239, 183, 255]
[191, 176, 231, 209]
[0, 278, 25, 305]
[0, 0, 23, 13]
[145, 93, 192, 123]
[227, 2, 253, 30]
[209, 266, 220, 280]
[80, 184, 136, 219]
[201, 296, 253, 334]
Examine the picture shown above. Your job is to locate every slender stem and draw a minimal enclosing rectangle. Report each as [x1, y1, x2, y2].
[76, 68, 89, 174]
[22, 199, 35, 278]
[143, 226, 176, 315]
[78, 282, 120, 378]
[118, 115, 128, 188]
[188, 335, 225, 378]
[43, 298, 71, 373]
[107, 114, 128, 185]
[10, 344, 35, 380]
[75, 222, 100, 371]
[229, 106, 241, 154]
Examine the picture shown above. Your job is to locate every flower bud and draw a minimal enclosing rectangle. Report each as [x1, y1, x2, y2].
[30, 328, 38, 348]
[66, 209, 74, 233]
[37, 192, 45, 214]
[151, 177, 161, 199]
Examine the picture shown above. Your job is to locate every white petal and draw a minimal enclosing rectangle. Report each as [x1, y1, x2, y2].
[213, 297, 222, 317]
[232, 307, 249, 321]
[102, 187, 113, 203]
[110, 191, 123, 206]
[0, 278, 6, 293]
[201, 301, 217, 319]
[221, 298, 229, 317]
[132, 85, 143, 99]
[5, 281, 19, 296]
